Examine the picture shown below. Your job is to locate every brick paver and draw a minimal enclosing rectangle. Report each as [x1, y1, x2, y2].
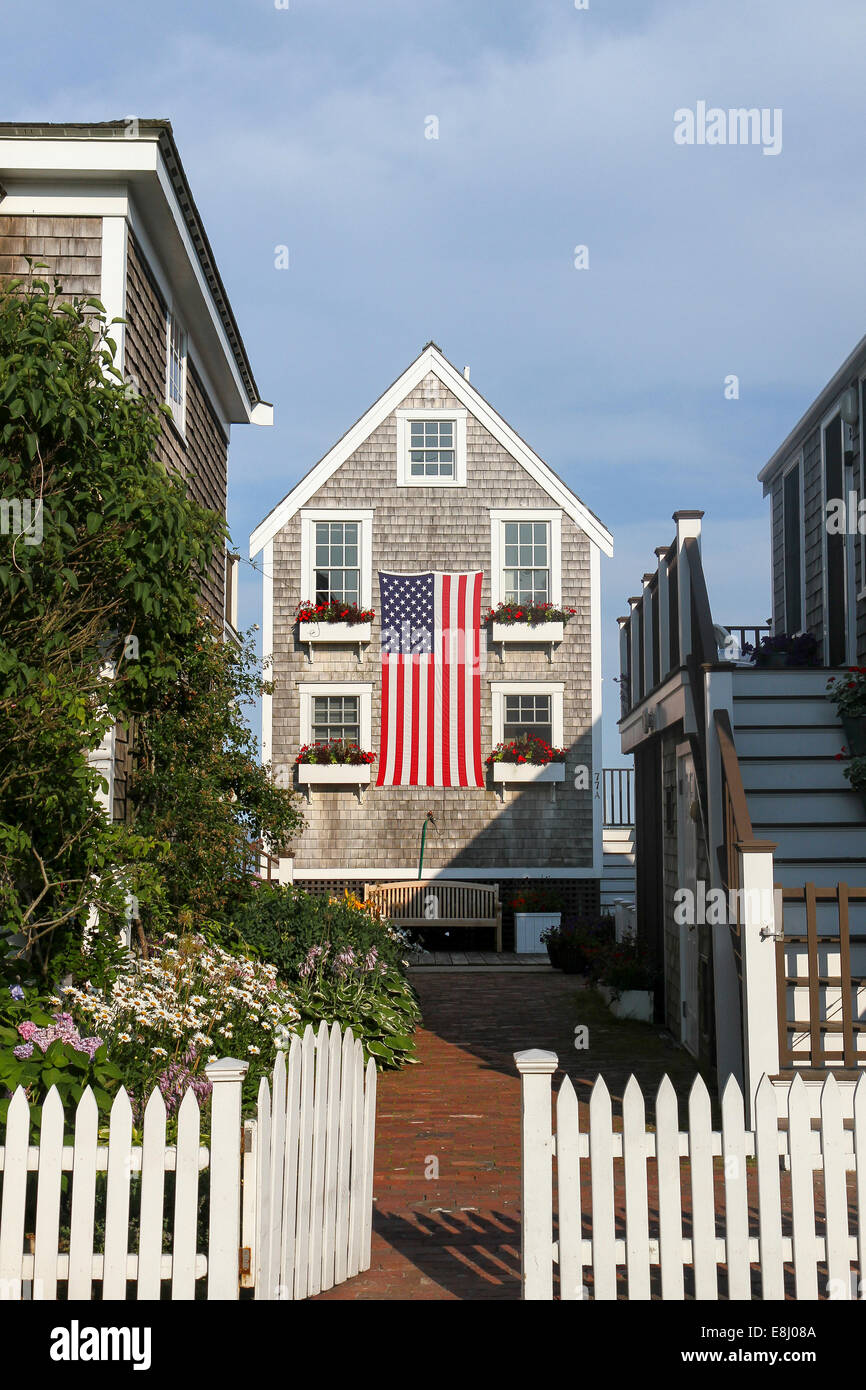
[313, 970, 709, 1301]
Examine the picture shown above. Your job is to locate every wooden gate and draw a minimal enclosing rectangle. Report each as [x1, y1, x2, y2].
[241, 1023, 376, 1300]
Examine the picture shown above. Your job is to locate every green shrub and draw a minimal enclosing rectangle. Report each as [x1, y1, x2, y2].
[218, 886, 421, 1067]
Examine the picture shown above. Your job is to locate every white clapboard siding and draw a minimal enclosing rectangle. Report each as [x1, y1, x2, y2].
[1, 1027, 377, 1302]
[515, 1053, 866, 1302]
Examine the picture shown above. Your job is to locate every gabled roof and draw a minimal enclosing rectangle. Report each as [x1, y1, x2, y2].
[250, 344, 613, 557]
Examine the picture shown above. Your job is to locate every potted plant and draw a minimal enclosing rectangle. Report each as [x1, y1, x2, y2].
[595, 939, 657, 1021]
[827, 668, 866, 755]
[512, 885, 564, 953]
[541, 915, 614, 974]
[744, 632, 820, 668]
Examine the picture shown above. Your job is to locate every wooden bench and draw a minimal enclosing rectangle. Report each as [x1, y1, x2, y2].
[364, 880, 503, 953]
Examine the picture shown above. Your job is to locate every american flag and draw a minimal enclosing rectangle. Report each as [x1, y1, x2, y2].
[377, 571, 484, 787]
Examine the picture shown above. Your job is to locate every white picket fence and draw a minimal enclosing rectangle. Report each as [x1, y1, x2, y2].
[0, 1024, 376, 1301]
[241, 1021, 376, 1300]
[515, 1049, 866, 1301]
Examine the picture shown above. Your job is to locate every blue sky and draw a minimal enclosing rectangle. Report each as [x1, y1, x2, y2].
[5, 0, 866, 762]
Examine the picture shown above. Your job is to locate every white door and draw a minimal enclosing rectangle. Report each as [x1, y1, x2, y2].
[677, 751, 700, 1056]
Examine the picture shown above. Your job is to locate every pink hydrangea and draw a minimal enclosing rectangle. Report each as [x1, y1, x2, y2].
[17, 1021, 37, 1041]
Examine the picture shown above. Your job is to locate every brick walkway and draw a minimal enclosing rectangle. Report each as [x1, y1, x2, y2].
[313, 969, 710, 1301]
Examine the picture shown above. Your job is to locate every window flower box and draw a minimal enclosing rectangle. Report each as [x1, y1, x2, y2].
[296, 763, 372, 802]
[490, 621, 564, 644]
[298, 622, 372, 663]
[491, 763, 565, 796]
[295, 740, 375, 801]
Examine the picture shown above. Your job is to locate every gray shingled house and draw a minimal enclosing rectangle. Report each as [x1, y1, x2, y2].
[0, 120, 273, 821]
[250, 344, 614, 948]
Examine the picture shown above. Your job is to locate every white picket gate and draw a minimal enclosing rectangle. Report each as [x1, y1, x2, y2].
[241, 1021, 377, 1300]
[515, 1049, 866, 1301]
[0, 1025, 376, 1301]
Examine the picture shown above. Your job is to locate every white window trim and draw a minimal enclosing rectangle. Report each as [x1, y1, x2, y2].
[820, 408, 855, 664]
[299, 682, 373, 750]
[780, 452, 805, 634]
[396, 409, 467, 487]
[489, 509, 562, 607]
[299, 509, 374, 609]
[490, 680, 564, 748]
[165, 304, 188, 435]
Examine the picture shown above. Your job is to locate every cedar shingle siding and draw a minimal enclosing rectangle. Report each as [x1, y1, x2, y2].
[270, 372, 598, 903]
[0, 214, 102, 296]
[124, 232, 229, 621]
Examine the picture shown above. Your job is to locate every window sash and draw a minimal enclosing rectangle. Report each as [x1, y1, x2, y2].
[314, 521, 360, 603]
[311, 695, 360, 744]
[408, 420, 455, 477]
[503, 694, 552, 745]
[502, 521, 550, 602]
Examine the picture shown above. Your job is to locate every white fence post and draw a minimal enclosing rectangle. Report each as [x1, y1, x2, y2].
[738, 846, 780, 1125]
[205, 1057, 249, 1300]
[514, 1048, 557, 1300]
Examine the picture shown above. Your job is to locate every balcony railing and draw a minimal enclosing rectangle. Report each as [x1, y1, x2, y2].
[617, 512, 771, 722]
[602, 767, 634, 826]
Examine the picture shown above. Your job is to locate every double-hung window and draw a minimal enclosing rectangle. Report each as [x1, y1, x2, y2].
[491, 681, 564, 748]
[300, 510, 374, 611]
[502, 521, 550, 604]
[299, 683, 373, 749]
[314, 521, 360, 605]
[503, 693, 553, 746]
[312, 694, 360, 744]
[489, 509, 562, 608]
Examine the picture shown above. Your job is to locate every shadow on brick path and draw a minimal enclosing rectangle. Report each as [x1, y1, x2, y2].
[314, 970, 717, 1300]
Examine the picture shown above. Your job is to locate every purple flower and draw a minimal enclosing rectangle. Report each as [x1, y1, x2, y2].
[13, 1042, 33, 1060]
[8, 985, 24, 1001]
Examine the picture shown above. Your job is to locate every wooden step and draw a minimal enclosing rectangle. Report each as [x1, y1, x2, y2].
[739, 759, 850, 792]
[749, 790, 863, 825]
[733, 696, 842, 727]
[735, 726, 843, 758]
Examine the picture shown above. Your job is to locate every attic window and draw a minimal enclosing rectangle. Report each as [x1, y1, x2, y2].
[396, 409, 467, 486]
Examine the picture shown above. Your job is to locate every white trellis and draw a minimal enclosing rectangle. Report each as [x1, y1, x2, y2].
[515, 1050, 866, 1301]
